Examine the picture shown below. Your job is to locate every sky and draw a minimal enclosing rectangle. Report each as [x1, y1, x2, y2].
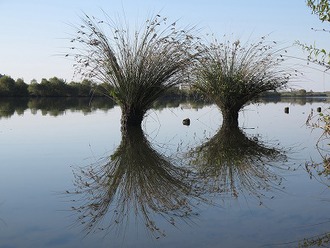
[1, 0, 330, 91]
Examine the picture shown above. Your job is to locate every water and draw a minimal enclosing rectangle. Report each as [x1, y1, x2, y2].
[0, 98, 329, 248]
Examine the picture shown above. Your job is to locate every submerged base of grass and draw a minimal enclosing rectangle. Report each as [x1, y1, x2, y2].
[120, 107, 145, 129]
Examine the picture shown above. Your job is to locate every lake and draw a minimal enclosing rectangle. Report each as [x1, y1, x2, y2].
[0, 97, 329, 248]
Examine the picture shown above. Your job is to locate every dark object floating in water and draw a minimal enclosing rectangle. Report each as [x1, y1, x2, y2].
[284, 107, 289, 114]
[182, 118, 190, 126]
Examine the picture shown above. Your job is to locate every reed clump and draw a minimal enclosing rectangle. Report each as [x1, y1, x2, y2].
[70, 13, 200, 128]
[193, 36, 291, 127]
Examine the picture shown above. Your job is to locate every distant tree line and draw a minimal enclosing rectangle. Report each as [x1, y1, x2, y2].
[0, 74, 202, 99]
[0, 75, 113, 97]
[0, 74, 327, 100]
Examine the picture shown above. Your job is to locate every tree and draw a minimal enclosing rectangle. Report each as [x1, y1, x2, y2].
[28, 81, 42, 97]
[79, 79, 94, 96]
[70, 13, 199, 129]
[298, 88, 307, 96]
[48, 77, 69, 96]
[0, 75, 16, 96]
[39, 78, 51, 96]
[15, 78, 29, 97]
[193, 37, 291, 127]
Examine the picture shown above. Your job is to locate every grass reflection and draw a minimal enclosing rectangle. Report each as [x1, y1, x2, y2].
[187, 123, 288, 203]
[67, 126, 208, 238]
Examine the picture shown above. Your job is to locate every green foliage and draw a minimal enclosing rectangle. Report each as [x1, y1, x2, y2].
[15, 78, 29, 96]
[0, 76, 16, 97]
[27, 77, 98, 97]
[307, 107, 330, 142]
[0, 76, 29, 97]
[307, 0, 330, 22]
[27, 82, 42, 97]
[298, 89, 307, 95]
[68, 79, 96, 97]
[0, 74, 205, 100]
[296, 0, 330, 68]
[295, 40, 330, 69]
[70, 13, 200, 126]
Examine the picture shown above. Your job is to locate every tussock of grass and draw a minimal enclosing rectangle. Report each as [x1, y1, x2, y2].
[193, 36, 292, 125]
[70, 13, 200, 126]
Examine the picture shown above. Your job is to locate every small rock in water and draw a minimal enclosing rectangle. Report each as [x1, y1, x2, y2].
[182, 118, 190, 126]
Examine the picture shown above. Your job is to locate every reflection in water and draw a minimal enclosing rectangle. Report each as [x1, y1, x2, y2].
[301, 142, 330, 247]
[67, 126, 207, 238]
[0, 97, 328, 119]
[259, 96, 330, 105]
[298, 233, 330, 248]
[0, 97, 207, 118]
[0, 97, 115, 118]
[305, 149, 330, 183]
[306, 109, 330, 182]
[188, 123, 287, 202]
[0, 98, 28, 118]
[66, 122, 290, 238]
[28, 97, 115, 116]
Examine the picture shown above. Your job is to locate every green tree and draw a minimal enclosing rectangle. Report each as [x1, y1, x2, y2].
[15, 78, 29, 97]
[0, 75, 16, 96]
[48, 77, 69, 96]
[68, 79, 94, 97]
[298, 89, 307, 96]
[28, 81, 42, 97]
[79, 79, 94, 96]
[93, 82, 113, 97]
[39, 78, 51, 96]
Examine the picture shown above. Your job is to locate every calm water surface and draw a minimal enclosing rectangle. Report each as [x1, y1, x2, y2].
[0, 98, 329, 248]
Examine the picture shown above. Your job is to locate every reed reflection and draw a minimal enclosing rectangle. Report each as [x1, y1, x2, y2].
[67, 126, 207, 238]
[188, 123, 287, 202]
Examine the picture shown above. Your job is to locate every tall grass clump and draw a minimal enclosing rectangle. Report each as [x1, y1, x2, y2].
[70, 13, 200, 128]
[193, 36, 292, 127]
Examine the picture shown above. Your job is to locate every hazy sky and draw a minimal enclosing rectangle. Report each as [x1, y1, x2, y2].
[1, 0, 330, 91]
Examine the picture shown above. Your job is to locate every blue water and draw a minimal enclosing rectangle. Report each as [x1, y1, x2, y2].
[0, 100, 329, 248]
